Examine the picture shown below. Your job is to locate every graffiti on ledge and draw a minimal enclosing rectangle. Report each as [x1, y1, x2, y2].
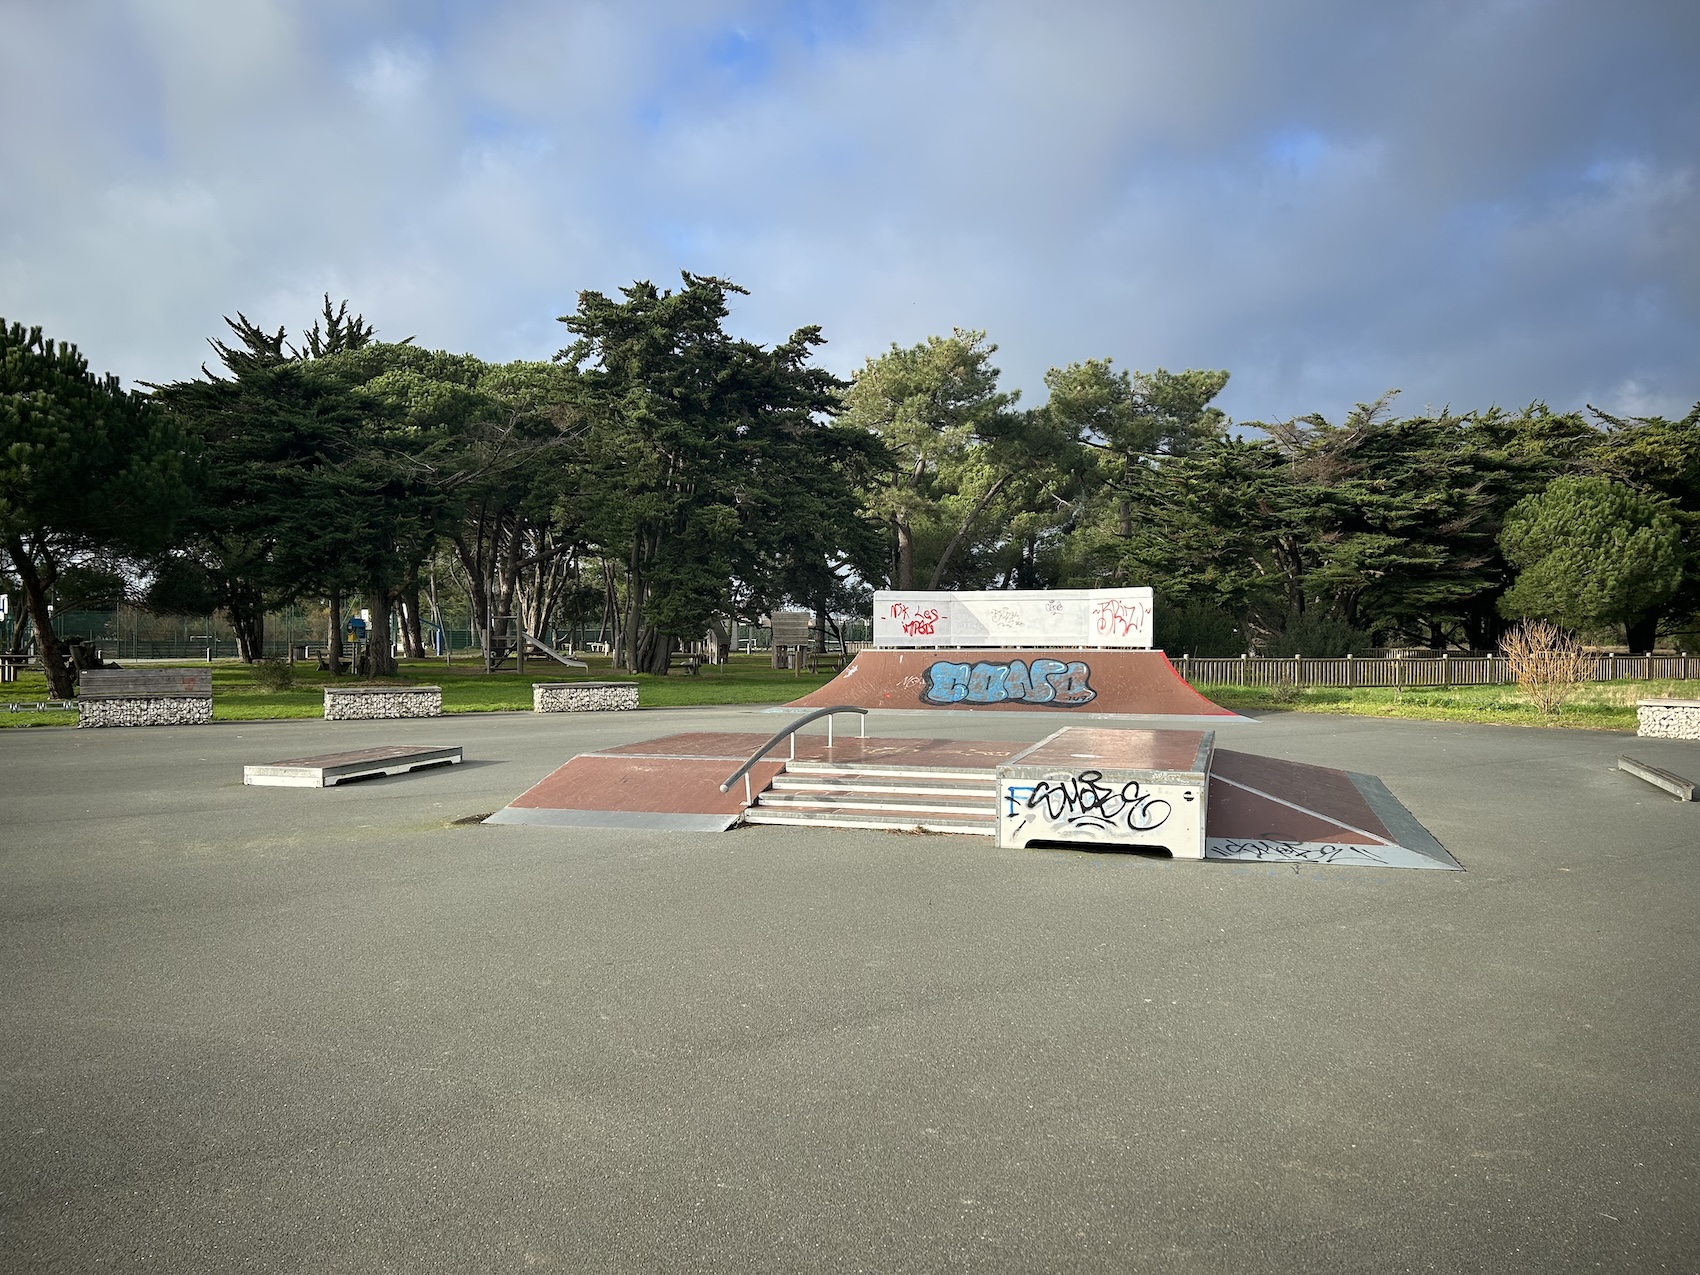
[1207, 838, 1389, 865]
[922, 658, 1096, 706]
[1005, 772, 1177, 838]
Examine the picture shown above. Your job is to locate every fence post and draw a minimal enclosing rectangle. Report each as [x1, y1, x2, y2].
[1239, 652, 1247, 685]
[1443, 652, 1450, 687]
[1346, 652, 1354, 688]
[1294, 652, 1302, 687]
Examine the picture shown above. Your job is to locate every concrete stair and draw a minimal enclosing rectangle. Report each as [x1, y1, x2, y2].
[742, 761, 998, 835]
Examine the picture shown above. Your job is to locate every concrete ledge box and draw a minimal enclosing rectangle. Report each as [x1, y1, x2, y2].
[323, 685, 442, 720]
[77, 668, 214, 728]
[1637, 699, 1700, 740]
[246, 745, 463, 787]
[996, 727, 1213, 859]
[533, 681, 640, 713]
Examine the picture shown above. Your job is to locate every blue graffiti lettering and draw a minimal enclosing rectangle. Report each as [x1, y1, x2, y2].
[921, 659, 1096, 707]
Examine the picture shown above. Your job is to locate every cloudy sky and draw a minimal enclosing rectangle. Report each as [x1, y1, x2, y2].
[3, 0, 1697, 424]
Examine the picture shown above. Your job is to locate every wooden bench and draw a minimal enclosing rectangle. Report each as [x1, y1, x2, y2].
[77, 668, 214, 728]
[668, 653, 704, 676]
[0, 654, 29, 684]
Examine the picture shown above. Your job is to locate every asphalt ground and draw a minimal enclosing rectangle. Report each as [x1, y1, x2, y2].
[2, 706, 1697, 1273]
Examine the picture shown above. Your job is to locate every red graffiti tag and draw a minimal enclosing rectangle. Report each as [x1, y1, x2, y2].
[1091, 599, 1150, 639]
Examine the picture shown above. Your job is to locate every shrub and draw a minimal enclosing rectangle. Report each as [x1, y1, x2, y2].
[1500, 620, 1592, 716]
[1156, 600, 1245, 657]
[1263, 611, 1371, 658]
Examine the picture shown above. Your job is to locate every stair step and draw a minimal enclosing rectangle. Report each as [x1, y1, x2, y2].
[778, 765, 992, 785]
[743, 808, 996, 835]
[758, 792, 994, 815]
[770, 776, 997, 797]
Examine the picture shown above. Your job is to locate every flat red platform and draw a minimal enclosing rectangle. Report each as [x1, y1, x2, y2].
[508, 754, 785, 817]
[1014, 728, 1210, 773]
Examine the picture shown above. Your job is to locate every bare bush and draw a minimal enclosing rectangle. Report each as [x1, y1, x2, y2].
[1500, 621, 1593, 715]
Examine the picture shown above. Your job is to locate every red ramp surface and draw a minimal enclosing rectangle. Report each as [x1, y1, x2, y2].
[1205, 749, 1458, 869]
[485, 734, 787, 831]
[788, 648, 1241, 718]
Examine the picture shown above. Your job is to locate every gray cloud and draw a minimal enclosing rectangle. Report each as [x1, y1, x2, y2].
[2, 0, 1695, 423]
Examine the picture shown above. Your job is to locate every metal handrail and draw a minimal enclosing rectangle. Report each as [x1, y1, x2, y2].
[719, 705, 869, 804]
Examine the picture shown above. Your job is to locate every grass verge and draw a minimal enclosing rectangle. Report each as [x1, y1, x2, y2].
[0, 654, 835, 728]
[3, 656, 1689, 732]
[1197, 678, 1700, 731]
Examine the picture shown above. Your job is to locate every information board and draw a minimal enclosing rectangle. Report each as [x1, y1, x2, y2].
[872, 588, 1154, 650]
[768, 611, 813, 647]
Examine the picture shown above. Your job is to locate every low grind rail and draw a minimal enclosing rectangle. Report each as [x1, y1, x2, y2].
[720, 705, 869, 805]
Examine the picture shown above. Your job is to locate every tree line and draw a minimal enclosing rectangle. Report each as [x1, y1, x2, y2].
[4, 274, 1697, 700]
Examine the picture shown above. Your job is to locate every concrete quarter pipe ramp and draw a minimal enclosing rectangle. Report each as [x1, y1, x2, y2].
[787, 648, 1242, 718]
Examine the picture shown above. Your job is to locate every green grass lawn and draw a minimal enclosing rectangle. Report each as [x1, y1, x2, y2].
[4, 653, 1691, 731]
[1, 653, 836, 727]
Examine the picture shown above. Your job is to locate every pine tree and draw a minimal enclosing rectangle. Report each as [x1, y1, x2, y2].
[1, 320, 188, 697]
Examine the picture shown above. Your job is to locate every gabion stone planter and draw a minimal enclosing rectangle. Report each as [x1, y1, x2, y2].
[77, 669, 214, 728]
[1637, 699, 1700, 740]
[323, 685, 443, 720]
[533, 681, 640, 713]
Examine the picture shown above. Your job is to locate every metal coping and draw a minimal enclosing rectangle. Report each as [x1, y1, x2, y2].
[483, 808, 740, 832]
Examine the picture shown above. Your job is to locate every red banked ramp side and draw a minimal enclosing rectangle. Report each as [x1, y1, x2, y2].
[786, 648, 1242, 717]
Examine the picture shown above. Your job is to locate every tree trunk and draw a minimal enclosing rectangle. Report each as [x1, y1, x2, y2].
[426, 570, 446, 656]
[896, 518, 914, 590]
[226, 579, 265, 663]
[7, 538, 73, 699]
[451, 533, 492, 664]
[599, 558, 621, 658]
[623, 543, 644, 673]
[929, 472, 1012, 590]
[637, 626, 671, 674]
[365, 589, 398, 677]
[1626, 613, 1659, 654]
[327, 593, 343, 674]
[400, 574, 426, 659]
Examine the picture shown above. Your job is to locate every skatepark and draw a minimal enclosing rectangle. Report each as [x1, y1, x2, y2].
[3, 592, 1698, 1271]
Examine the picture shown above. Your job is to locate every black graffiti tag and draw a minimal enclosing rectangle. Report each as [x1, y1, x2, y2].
[1025, 771, 1172, 833]
[1210, 838, 1388, 865]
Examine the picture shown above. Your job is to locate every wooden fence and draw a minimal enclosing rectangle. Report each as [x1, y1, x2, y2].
[1175, 653, 1700, 688]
